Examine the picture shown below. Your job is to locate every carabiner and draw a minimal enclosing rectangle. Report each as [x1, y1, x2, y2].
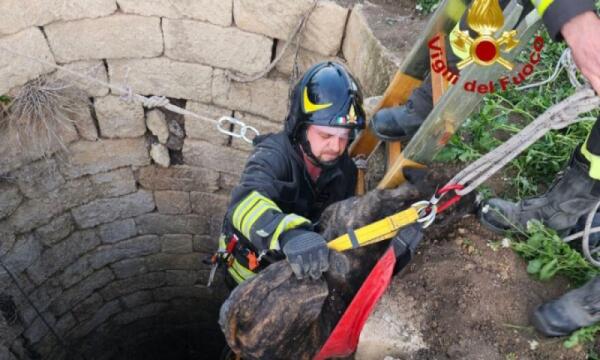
[217, 116, 260, 144]
[435, 184, 465, 214]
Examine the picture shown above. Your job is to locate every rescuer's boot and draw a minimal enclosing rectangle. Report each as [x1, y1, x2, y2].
[480, 147, 600, 234]
[532, 276, 600, 336]
[370, 75, 433, 141]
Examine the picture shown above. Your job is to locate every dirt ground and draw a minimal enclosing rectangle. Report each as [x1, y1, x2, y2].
[357, 141, 594, 359]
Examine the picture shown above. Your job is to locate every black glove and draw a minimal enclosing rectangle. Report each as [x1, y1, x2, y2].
[281, 229, 329, 280]
[392, 223, 424, 274]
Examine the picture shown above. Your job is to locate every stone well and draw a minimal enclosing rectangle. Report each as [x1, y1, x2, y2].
[0, 0, 422, 358]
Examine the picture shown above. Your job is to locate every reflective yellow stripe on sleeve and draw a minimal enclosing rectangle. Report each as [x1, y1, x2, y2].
[232, 191, 281, 240]
[228, 258, 257, 284]
[269, 214, 312, 250]
[531, 0, 554, 16]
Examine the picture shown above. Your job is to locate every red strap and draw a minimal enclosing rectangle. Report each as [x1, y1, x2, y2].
[226, 234, 238, 254]
[313, 247, 397, 360]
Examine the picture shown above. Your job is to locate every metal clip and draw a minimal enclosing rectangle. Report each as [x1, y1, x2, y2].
[217, 116, 260, 144]
[412, 200, 436, 229]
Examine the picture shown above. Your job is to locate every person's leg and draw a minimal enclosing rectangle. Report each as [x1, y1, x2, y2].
[532, 275, 600, 336]
[480, 117, 600, 234]
[370, 0, 530, 141]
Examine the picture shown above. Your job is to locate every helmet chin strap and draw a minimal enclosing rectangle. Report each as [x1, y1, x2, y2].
[298, 127, 341, 169]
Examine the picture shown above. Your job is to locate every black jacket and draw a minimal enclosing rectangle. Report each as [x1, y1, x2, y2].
[224, 131, 357, 252]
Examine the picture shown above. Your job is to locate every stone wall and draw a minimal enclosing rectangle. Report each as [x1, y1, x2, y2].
[0, 0, 412, 358]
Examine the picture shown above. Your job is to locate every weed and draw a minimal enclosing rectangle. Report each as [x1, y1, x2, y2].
[511, 220, 600, 285]
[435, 29, 598, 199]
[564, 323, 600, 349]
[415, 0, 441, 14]
[0, 75, 90, 159]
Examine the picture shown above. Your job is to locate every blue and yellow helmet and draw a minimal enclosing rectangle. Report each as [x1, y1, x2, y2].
[285, 61, 366, 141]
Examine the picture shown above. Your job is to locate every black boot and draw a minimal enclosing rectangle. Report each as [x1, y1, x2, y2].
[480, 147, 600, 234]
[532, 276, 600, 336]
[369, 75, 433, 141]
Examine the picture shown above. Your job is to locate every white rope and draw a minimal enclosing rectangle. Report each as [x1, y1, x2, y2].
[516, 48, 583, 91]
[442, 87, 600, 265]
[447, 88, 600, 196]
[0, 45, 259, 143]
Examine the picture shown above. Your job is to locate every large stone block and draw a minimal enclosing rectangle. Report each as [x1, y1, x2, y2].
[234, 0, 348, 56]
[111, 258, 148, 280]
[45, 15, 163, 63]
[155, 191, 191, 215]
[0, 0, 116, 36]
[146, 253, 205, 272]
[135, 213, 208, 235]
[59, 256, 94, 289]
[73, 107, 99, 141]
[9, 158, 65, 199]
[0, 122, 78, 177]
[98, 218, 138, 244]
[88, 235, 161, 269]
[301, 1, 348, 56]
[165, 269, 199, 286]
[146, 110, 169, 144]
[163, 19, 271, 75]
[51, 268, 115, 316]
[274, 41, 341, 76]
[72, 293, 103, 322]
[72, 190, 155, 228]
[94, 96, 146, 138]
[90, 167, 137, 198]
[137, 165, 219, 192]
[53, 60, 109, 97]
[58, 138, 150, 178]
[0, 27, 56, 95]
[0, 182, 22, 220]
[161, 234, 193, 254]
[192, 235, 219, 253]
[4, 176, 94, 234]
[108, 58, 212, 103]
[342, 4, 407, 97]
[117, 0, 232, 27]
[112, 302, 168, 326]
[0, 233, 42, 274]
[190, 192, 229, 237]
[27, 229, 100, 285]
[67, 300, 121, 338]
[184, 102, 230, 146]
[34, 213, 75, 247]
[212, 70, 289, 121]
[100, 272, 167, 301]
[120, 290, 153, 309]
[182, 139, 248, 175]
[0, 231, 16, 257]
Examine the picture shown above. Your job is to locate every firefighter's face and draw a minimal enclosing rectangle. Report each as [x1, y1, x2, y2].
[306, 125, 350, 162]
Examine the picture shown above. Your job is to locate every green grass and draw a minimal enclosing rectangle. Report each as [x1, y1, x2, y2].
[435, 29, 597, 199]
[416, 0, 600, 352]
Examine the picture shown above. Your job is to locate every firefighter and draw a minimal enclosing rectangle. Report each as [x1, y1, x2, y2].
[370, 0, 600, 338]
[215, 61, 366, 286]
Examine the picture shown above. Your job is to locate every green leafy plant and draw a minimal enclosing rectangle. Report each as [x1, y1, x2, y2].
[564, 323, 600, 349]
[435, 30, 598, 199]
[511, 220, 600, 285]
[415, 0, 442, 14]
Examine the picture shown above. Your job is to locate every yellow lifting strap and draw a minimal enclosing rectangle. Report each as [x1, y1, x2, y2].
[327, 206, 420, 252]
